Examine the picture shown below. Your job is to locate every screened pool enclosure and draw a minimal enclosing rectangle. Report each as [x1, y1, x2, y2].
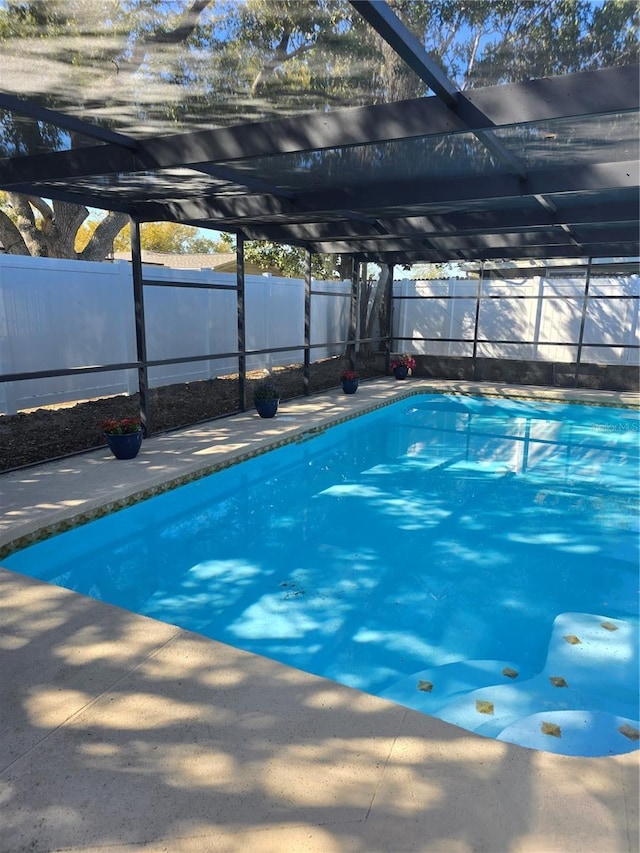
[0, 1, 638, 456]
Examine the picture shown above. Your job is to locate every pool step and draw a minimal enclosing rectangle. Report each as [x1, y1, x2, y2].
[496, 710, 640, 756]
[379, 658, 536, 716]
[379, 613, 639, 757]
[436, 674, 639, 756]
[542, 612, 637, 704]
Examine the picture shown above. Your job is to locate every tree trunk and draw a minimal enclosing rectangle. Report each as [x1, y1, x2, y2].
[0, 194, 129, 261]
[359, 264, 391, 355]
[80, 212, 129, 261]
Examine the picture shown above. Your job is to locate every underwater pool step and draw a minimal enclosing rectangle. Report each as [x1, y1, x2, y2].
[379, 658, 536, 716]
[496, 710, 640, 757]
[379, 612, 639, 757]
[435, 675, 638, 744]
[437, 610, 639, 740]
[542, 612, 638, 704]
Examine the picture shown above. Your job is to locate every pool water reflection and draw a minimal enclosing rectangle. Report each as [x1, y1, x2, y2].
[5, 395, 639, 756]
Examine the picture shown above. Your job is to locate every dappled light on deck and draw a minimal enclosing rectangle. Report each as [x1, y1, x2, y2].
[1, 565, 637, 852]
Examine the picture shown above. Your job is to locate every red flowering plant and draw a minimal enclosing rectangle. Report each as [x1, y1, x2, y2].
[99, 417, 142, 435]
[340, 370, 359, 381]
[390, 354, 416, 371]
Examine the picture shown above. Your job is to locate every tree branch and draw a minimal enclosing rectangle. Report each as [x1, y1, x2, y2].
[117, 0, 214, 75]
[80, 211, 129, 262]
[464, 28, 483, 90]
[24, 195, 53, 226]
[7, 193, 47, 255]
[0, 208, 30, 255]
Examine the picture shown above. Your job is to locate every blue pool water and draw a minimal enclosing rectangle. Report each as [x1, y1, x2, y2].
[5, 394, 639, 756]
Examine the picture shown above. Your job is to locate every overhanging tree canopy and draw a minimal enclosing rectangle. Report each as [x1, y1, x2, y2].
[0, 0, 638, 266]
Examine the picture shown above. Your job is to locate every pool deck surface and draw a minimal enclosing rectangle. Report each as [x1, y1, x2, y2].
[1, 379, 638, 852]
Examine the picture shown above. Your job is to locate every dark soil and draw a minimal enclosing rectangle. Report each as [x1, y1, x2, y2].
[0, 356, 386, 471]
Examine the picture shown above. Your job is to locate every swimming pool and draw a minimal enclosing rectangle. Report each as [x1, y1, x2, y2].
[4, 394, 639, 756]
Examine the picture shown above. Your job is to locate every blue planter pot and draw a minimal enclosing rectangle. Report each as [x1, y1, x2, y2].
[255, 398, 279, 418]
[341, 378, 359, 394]
[104, 431, 143, 459]
[393, 365, 409, 380]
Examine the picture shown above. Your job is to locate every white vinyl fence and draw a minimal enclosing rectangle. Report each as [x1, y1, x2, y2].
[3, 256, 638, 416]
[394, 276, 640, 364]
[0, 255, 350, 415]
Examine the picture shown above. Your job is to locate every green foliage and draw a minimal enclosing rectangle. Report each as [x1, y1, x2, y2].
[243, 240, 342, 279]
[74, 217, 101, 253]
[209, 231, 235, 253]
[113, 222, 224, 255]
[253, 379, 280, 401]
[389, 0, 639, 91]
[407, 262, 460, 280]
[463, 0, 639, 86]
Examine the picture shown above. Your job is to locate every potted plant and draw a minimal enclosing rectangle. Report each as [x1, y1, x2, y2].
[340, 369, 359, 394]
[253, 379, 280, 418]
[99, 417, 143, 459]
[390, 354, 416, 380]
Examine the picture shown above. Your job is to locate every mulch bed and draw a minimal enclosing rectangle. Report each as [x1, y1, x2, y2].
[0, 356, 385, 471]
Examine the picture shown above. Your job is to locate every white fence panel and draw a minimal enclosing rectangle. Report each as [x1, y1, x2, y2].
[0, 256, 137, 414]
[582, 276, 640, 364]
[245, 276, 304, 370]
[142, 267, 238, 385]
[311, 279, 351, 355]
[394, 279, 477, 357]
[394, 274, 639, 366]
[0, 256, 352, 415]
[4, 255, 636, 416]
[534, 280, 583, 362]
[477, 279, 539, 360]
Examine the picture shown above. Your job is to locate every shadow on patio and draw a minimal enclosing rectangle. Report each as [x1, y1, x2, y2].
[1, 568, 636, 853]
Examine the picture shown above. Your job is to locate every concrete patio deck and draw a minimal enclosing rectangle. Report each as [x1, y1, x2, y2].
[1, 379, 638, 852]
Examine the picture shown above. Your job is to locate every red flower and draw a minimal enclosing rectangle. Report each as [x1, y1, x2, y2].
[99, 417, 142, 435]
[341, 370, 358, 381]
[391, 354, 416, 370]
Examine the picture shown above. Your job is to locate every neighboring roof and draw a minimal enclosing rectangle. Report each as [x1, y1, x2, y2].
[111, 251, 282, 276]
[0, 2, 637, 266]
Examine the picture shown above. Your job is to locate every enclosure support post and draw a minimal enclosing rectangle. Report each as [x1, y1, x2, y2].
[574, 257, 592, 387]
[384, 264, 394, 372]
[357, 263, 365, 365]
[347, 258, 359, 368]
[472, 262, 484, 381]
[236, 234, 247, 411]
[303, 248, 312, 395]
[130, 218, 150, 435]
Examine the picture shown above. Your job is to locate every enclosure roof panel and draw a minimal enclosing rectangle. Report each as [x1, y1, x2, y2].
[0, 0, 424, 137]
[0, 0, 638, 265]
